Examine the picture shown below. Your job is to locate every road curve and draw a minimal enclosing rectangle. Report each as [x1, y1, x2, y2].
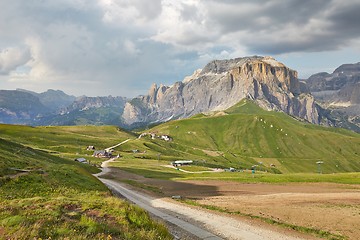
[95, 163, 302, 240]
[100, 178, 222, 240]
[95, 159, 221, 239]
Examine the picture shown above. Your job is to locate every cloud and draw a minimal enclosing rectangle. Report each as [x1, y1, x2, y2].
[98, 0, 162, 26]
[151, 0, 360, 54]
[0, 47, 31, 75]
[0, 0, 359, 97]
[151, 1, 215, 50]
[123, 39, 141, 56]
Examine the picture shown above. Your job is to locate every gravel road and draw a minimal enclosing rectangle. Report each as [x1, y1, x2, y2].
[94, 159, 302, 240]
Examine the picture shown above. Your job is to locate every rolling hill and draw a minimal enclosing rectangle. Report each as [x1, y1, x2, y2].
[0, 107, 359, 237]
[0, 125, 135, 162]
[144, 99, 360, 174]
[1, 105, 359, 176]
[0, 129, 170, 239]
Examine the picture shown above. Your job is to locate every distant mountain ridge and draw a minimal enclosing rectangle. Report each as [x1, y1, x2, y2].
[0, 90, 49, 124]
[122, 56, 328, 127]
[45, 95, 127, 126]
[0, 89, 127, 126]
[305, 62, 360, 132]
[64, 96, 126, 113]
[306, 63, 360, 92]
[1, 57, 359, 132]
[16, 89, 76, 112]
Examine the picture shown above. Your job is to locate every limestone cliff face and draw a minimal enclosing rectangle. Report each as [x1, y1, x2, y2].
[122, 56, 323, 125]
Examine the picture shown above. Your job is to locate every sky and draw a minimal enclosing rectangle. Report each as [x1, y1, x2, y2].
[0, 0, 360, 97]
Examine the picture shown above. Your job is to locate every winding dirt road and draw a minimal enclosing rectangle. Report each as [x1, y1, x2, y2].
[94, 159, 303, 240]
[104, 139, 132, 152]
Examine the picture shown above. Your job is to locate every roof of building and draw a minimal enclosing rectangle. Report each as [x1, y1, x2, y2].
[75, 158, 87, 162]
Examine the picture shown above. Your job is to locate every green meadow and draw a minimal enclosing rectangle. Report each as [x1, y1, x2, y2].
[1, 99, 360, 238]
[108, 158, 360, 185]
[145, 100, 360, 174]
[96, 100, 360, 184]
[0, 131, 171, 239]
[0, 124, 135, 165]
[0, 100, 359, 183]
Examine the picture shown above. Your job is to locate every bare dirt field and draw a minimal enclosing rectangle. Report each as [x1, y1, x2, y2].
[105, 168, 360, 239]
[192, 182, 360, 240]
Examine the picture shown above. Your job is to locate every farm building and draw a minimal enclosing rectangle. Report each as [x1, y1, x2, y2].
[161, 135, 171, 141]
[139, 133, 172, 141]
[93, 150, 112, 158]
[74, 158, 88, 164]
[172, 160, 193, 167]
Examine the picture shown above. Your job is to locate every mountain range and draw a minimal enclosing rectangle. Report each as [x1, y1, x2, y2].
[0, 89, 127, 126]
[0, 56, 359, 132]
[0, 90, 49, 124]
[122, 56, 325, 127]
[305, 62, 360, 132]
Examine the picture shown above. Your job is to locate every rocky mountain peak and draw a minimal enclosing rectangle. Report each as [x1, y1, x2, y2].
[122, 56, 324, 126]
[182, 69, 202, 84]
[147, 83, 158, 104]
[156, 84, 168, 102]
[199, 56, 300, 95]
[240, 57, 299, 95]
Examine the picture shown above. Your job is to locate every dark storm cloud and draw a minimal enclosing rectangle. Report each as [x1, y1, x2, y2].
[328, 2, 360, 37]
[203, 0, 360, 54]
[206, 0, 330, 32]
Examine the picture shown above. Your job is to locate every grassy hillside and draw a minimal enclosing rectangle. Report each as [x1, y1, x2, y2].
[0, 106, 358, 237]
[0, 124, 136, 164]
[0, 137, 171, 239]
[145, 100, 360, 174]
[3, 101, 358, 175]
[3, 106, 358, 239]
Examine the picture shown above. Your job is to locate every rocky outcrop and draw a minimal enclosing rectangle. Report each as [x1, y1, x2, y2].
[306, 62, 360, 132]
[122, 56, 324, 126]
